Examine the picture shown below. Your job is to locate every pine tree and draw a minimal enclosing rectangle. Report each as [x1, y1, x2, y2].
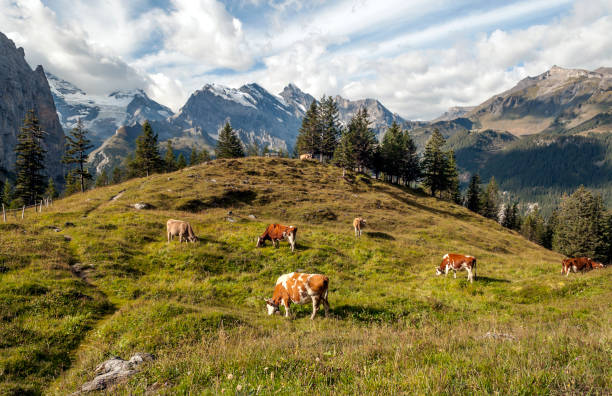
[333, 127, 356, 177]
[215, 121, 245, 159]
[176, 153, 187, 169]
[446, 150, 461, 204]
[189, 147, 200, 165]
[381, 122, 403, 182]
[111, 167, 123, 184]
[44, 177, 58, 198]
[421, 129, 449, 197]
[350, 108, 377, 172]
[296, 101, 322, 157]
[14, 109, 47, 205]
[400, 129, 421, 187]
[246, 143, 260, 157]
[502, 201, 520, 230]
[95, 170, 109, 188]
[0, 179, 3, 207]
[2, 180, 12, 208]
[553, 186, 606, 260]
[521, 207, 546, 245]
[130, 121, 164, 177]
[319, 96, 340, 161]
[164, 140, 177, 172]
[62, 119, 93, 193]
[64, 171, 80, 196]
[466, 174, 481, 213]
[482, 176, 500, 220]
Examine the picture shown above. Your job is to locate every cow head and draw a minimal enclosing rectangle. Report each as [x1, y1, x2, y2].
[256, 236, 264, 247]
[591, 261, 605, 269]
[188, 235, 199, 243]
[435, 267, 443, 276]
[264, 298, 280, 315]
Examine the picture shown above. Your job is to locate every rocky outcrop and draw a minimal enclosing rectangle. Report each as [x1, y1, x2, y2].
[0, 32, 65, 181]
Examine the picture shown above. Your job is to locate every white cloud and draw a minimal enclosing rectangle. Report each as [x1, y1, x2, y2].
[2, 0, 611, 120]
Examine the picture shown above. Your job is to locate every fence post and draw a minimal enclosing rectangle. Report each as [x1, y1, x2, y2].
[21, 205, 25, 219]
[2, 204, 5, 223]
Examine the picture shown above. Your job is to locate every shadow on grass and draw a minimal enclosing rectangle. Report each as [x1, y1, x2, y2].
[331, 304, 398, 323]
[364, 231, 395, 240]
[476, 276, 511, 284]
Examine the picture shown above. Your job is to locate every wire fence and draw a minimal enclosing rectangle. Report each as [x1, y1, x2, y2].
[2, 197, 53, 222]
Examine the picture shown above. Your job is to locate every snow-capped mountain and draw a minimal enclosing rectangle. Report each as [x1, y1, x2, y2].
[46, 72, 173, 146]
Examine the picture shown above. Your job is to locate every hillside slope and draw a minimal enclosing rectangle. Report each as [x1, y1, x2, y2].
[1, 158, 610, 395]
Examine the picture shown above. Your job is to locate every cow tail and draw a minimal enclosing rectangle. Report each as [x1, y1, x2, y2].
[322, 277, 329, 301]
[473, 259, 477, 279]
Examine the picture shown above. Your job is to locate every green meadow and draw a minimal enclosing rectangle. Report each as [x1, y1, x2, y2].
[1, 157, 610, 395]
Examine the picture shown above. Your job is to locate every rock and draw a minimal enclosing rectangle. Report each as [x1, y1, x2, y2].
[64, 222, 76, 227]
[79, 353, 154, 393]
[210, 179, 217, 183]
[482, 331, 516, 341]
[248, 214, 256, 219]
[131, 203, 153, 210]
[64, 235, 72, 241]
[227, 217, 236, 223]
[0, 32, 65, 182]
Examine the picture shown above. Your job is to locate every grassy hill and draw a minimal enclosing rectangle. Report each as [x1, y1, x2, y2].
[1, 157, 610, 395]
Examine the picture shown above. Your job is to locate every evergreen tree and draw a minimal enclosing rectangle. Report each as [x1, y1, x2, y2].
[502, 201, 520, 230]
[400, 129, 421, 187]
[246, 143, 260, 157]
[521, 207, 546, 245]
[130, 121, 164, 177]
[349, 108, 377, 172]
[381, 122, 403, 182]
[421, 129, 449, 197]
[215, 121, 245, 159]
[466, 174, 481, 213]
[319, 96, 340, 161]
[62, 119, 93, 193]
[44, 177, 58, 198]
[296, 101, 322, 157]
[164, 140, 177, 172]
[176, 153, 187, 169]
[189, 147, 200, 165]
[481, 176, 501, 220]
[0, 179, 3, 206]
[333, 127, 356, 177]
[111, 167, 123, 184]
[95, 170, 109, 188]
[371, 145, 384, 180]
[553, 186, 606, 260]
[2, 180, 12, 208]
[446, 150, 461, 204]
[64, 171, 80, 196]
[14, 109, 47, 205]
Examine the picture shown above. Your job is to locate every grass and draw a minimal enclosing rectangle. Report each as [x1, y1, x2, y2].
[0, 157, 610, 395]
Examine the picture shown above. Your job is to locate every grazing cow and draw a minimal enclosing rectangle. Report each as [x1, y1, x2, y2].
[166, 219, 198, 243]
[436, 253, 477, 283]
[562, 257, 605, 276]
[265, 272, 330, 319]
[299, 153, 313, 160]
[256, 224, 297, 252]
[353, 217, 366, 237]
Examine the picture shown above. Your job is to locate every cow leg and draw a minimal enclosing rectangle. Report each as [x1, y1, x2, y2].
[311, 297, 320, 320]
[283, 300, 291, 318]
[467, 268, 473, 283]
[167, 232, 170, 243]
[453, 270, 457, 279]
[322, 298, 330, 317]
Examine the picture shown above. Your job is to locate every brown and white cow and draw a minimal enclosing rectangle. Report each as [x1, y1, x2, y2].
[265, 272, 330, 319]
[562, 257, 605, 276]
[353, 217, 366, 237]
[166, 219, 198, 243]
[299, 153, 313, 160]
[256, 224, 297, 252]
[435, 253, 477, 283]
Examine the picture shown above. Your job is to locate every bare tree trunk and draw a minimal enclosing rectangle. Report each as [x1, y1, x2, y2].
[21, 205, 25, 219]
[2, 204, 5, 223]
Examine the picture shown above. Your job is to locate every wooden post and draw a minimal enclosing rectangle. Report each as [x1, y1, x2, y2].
[2, 204, 5, 223]
[21, 205, 25, 219]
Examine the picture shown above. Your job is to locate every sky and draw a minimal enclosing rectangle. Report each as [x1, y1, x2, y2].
[2, 0, 611, 120]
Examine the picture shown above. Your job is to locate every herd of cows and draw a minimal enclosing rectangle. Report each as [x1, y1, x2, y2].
[165, 217, 607, 320]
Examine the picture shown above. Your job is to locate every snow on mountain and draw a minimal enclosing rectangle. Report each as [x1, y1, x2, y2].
[46, 72, 174, 146]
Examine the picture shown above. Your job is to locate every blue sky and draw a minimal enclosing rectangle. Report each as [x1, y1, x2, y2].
[2, 0, 611, 119]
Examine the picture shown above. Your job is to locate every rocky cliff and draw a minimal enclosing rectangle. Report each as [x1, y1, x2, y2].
[0, 32, 65, 181]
